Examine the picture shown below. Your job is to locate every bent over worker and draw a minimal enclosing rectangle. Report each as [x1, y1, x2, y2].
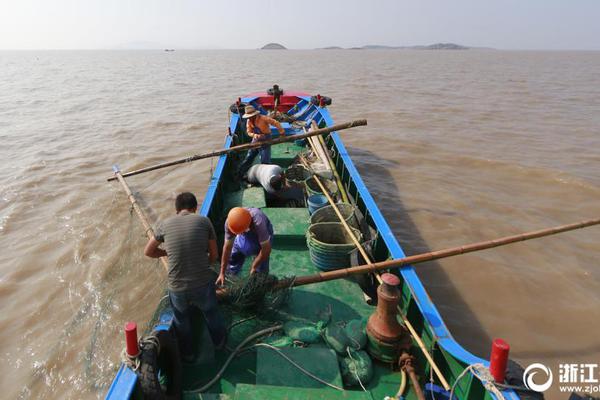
[144, 192, 226, 362]
[245, 163, 305, 206]
[237, 104, 285, 178]
[216, 207, 274, 286]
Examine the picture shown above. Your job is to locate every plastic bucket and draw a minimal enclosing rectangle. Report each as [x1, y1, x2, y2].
[306, 223, 362, 271]
[304, 176, 338, 198]
[310, 203, 359, 229]
[307, 194, 328, 215]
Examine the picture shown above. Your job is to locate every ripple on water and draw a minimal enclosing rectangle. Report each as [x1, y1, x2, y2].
[0, 49, 599, 399]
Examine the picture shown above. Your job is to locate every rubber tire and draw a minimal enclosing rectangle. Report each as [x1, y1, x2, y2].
[505, 359, 545, 400]
[310, 95, 332, 106]
[267, 87, 284, 96]
[137, 330, 183, 400]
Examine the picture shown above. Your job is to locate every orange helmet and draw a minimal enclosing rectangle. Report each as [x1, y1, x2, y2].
[227, 207, 252, 234]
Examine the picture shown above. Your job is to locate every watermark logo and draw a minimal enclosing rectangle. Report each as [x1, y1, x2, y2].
[523, 363, 554, 392]
[521, 363, 600, 394]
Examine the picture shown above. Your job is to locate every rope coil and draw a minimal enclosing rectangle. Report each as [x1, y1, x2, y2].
[120, 334, 161, 372]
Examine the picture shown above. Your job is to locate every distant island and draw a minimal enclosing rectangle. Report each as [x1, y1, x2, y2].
[318, 43, 476, 50]
[261, 43, 287, 50]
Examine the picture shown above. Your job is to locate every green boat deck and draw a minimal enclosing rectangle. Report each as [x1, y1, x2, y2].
[182, 142, 414, 399]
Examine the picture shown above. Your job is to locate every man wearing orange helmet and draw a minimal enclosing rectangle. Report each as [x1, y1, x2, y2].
[216, 207, 274, 286]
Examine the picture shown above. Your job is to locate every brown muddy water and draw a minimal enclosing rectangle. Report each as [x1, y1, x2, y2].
[0, 50, 599, 399]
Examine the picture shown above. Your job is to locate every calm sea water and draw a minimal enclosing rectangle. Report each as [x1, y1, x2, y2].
[1, 50, 599, 399]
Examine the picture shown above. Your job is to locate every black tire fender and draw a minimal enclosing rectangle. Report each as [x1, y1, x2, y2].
[505, 360, 545, 400]
[267, 87, 284, 96]
[310, 95, 332, 106]
[230, 103, 247, 114]
[137, 330, 182, 400]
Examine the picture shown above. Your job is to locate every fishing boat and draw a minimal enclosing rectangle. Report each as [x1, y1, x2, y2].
[105, 87, 524, 400]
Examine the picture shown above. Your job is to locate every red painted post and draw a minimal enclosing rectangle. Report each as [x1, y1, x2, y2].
[125, 322, 139, 357]
[489, 338, 510, 382]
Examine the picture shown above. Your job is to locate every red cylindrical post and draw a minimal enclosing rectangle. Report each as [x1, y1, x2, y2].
[489, 338, 510, 382]
[125, 322, 139, 357]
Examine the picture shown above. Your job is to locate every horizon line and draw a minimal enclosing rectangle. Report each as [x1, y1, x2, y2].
[1, 47, 600, 52]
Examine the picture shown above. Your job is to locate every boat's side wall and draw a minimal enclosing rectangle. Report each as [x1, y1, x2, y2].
[199, 114, 238, 218]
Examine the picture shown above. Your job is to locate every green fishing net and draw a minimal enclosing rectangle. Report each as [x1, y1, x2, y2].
[220, 273, 293, 312]
[344, 319, 367, 350]
[262, 334, 295, 348]
[324, 319, 367, 354]
[339, 349, 373, 387]
[283, 320, 325, 344]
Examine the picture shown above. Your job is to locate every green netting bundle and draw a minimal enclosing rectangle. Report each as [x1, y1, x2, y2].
[324, 319, 367, 354]
[221, 273, 293, 312]
[340, 349, 373, 387]
[344, 319, 367, 350]
[262, 334, 294, 348]
[324, 324, 348, 354]
[283, 320, 325, 344]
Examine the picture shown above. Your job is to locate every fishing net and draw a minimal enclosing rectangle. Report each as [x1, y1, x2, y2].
[219, 272, 294, 313]
[262, 334, 295, 348]
[339, 349, 373, 387]
[285, 164, 309, 180]
[323, 319, 367, 354]
[324, 323, 348, 354]
[344, 319, 367, 350]
[268, 110, 296, 123]
[283, 320, 325, 344]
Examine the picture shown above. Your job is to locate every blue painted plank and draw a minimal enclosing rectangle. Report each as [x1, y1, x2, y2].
[104, 365, 137, 400]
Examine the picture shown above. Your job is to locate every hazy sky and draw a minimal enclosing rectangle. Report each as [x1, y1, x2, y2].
[1, 0, 599, 50]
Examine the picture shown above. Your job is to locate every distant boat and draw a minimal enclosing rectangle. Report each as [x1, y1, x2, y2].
[164, 49, 175, 52]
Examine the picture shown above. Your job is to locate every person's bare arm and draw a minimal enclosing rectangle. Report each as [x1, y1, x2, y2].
[144, 237, 167, 258]
[246, 120, 255, 138]
[267, 117, 285, 135]
[250, 241, 272, 274]
[216, 240, 234, 285]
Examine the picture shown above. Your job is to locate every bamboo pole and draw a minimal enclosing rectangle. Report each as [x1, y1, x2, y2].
[295, 155, 599, 388]
[106, 119, 367, 181]
[307, 120, 350, 204]
[299, 156, 451, 390]
[313, 121, 350, 204]
[283, 216, 600, 287]
[112, 166, 168, 273]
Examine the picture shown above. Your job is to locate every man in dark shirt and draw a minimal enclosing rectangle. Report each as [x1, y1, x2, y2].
[144, 192, 226, 361]
[215, 207, 274, 286]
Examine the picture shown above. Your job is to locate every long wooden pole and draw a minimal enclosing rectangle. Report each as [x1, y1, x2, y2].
[284, 216, 600, 288]
[112, 165, 168, 272]
[297, 158, 599, 388]
[106, 119, 367, 181]
[300, 156, 451, 390]
[312, 120, 350, 204]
